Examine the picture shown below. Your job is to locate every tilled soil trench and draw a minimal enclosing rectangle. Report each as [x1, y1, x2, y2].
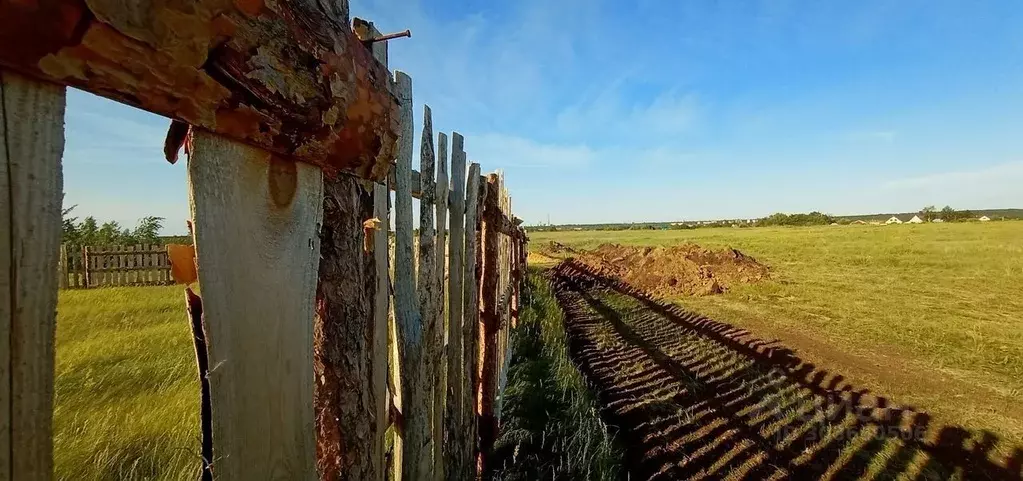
[549, 260, 1020, 481]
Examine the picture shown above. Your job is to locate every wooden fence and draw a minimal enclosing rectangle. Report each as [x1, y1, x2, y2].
[2, 5, 526, 481]
[58, 244, 173, 289]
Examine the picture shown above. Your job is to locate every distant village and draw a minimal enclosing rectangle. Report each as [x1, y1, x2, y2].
[526, 208, 1020, 232]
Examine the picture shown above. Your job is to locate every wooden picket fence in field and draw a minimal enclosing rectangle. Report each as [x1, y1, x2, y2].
[57, 244, 173, 289]
[2, 5, 527, 481]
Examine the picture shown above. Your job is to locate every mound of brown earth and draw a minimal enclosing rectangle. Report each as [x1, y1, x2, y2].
[571, 243, 769, 296]
[538, 241, 578, 256]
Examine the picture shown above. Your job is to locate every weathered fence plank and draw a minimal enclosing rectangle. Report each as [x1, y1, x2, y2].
[461, 162, 484, 479]
[433, 132, 450, 480]
[313, 170, 377, 481]
[477, 173, 501, 474]
[187, 130, 323, 480]
[392, 72, 431, 480]
[372, 181, 392, 481]
[497, 188, 514, 423]
[0, 69, 65, 481]
[445, 133, 467, 476]
[415, 105, 442, 481]
[362, 20, 393, 480]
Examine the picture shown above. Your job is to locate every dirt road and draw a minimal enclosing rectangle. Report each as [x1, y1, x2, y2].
[549, 260, 1022, 480]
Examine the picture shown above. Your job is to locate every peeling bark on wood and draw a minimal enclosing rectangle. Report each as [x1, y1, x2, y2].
[477, 173, 501, 475]
[0, 0, 398, 181]
[0, 69, 65, 481]
[314, 172, 378, 481]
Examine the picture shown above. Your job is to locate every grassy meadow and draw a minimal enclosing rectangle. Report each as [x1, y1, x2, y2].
[529, 222, 1023, 448]
[492, 270, 622, 481]
[55, 286, 199, 480]
[50, 221, 1022, 478]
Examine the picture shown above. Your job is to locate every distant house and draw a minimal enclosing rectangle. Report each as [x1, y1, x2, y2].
[931, 218, 945, 223]
[907, 215, 924, 224]
[852, 220, 867, 225]
[830, 222, 839, 226]
[979, 215, 991, 222]
[885, 216, 903, 225]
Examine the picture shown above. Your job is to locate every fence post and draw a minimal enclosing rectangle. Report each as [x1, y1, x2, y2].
[1, 69, 65, 481]
[392, 71, 432, 480]
[434, 133, 450, 480]
[445, 134, 467, 476]
[58, 244, 68, 290]
[82, 247, 91, 288]
[461, 163, 483, 479]
[477, 173, 502, 474]
[312, 167, 378, 480]
[186, 130, 323, 479]
[415, 106, 442, 481]
[372, 182, 392, 481]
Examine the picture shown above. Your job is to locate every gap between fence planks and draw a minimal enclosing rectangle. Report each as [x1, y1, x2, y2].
[187, 131, 323, 480]
[1, 69, 65, 481]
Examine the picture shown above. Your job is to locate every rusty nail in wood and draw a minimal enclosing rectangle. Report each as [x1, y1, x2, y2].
[365, 29, 411, 44]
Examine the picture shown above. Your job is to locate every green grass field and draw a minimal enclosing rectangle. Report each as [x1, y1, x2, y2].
[55, 286, 199, 480]
[529, 222, 1023, 449]
[52, 221, 1022, 478]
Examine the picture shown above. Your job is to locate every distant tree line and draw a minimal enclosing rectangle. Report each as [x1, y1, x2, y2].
[756, 211, 834, 227]
[919, 205, 973, 222]
[62, 205, 165, 247]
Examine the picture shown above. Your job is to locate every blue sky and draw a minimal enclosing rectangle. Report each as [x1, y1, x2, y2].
[64, 0, 1023, 232]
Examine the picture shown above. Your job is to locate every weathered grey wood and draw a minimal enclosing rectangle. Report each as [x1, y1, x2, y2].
[496, 187, 514, 424]
[387, 169, 423, 198]
[58, 244, 68, 290]
[415, 105, 441, 480]
[187, 130, 323, 480]
[313, 170, 378, 481]
[1, 1, 399, 181]
[445, 133, 467, 476]
[392, 72, 430, 480]
[371, 181, 393, 481]
[460, 162, 484, 480]
[0, 69, 64, 481]
[433, 133, 449, 481]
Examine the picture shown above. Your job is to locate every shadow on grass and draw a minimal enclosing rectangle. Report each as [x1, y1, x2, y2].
[550, 259, 1023, 481]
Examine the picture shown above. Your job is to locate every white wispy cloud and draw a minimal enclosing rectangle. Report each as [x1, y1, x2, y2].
[882, 161, 1023, 190]
[557, 89, 701, 141]
[466, 134, 595, 168]
[875, 161, 1023, 210]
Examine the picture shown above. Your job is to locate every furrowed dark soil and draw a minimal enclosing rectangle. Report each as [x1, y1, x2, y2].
[549, 260, 1023, 480]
